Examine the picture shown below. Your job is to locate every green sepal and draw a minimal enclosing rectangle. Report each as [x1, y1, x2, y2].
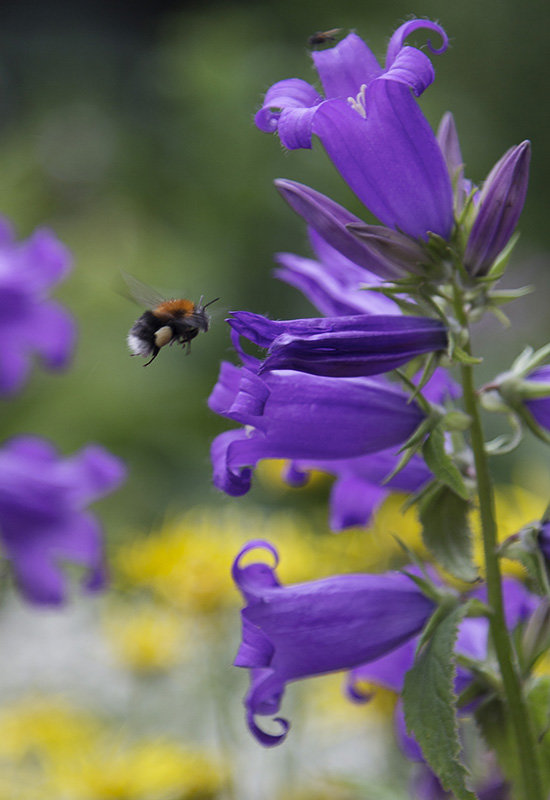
[418, 483, 478, 582]
[452, 346, 483, 366]
[489, 285, 534, 305]
[403, 604, 477, 800]
[483, 231, 520, 282]
[422, 426, 470, 500]
[442, 411, 472, 432]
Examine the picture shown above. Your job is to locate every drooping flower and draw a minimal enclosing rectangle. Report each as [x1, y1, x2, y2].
[0, 436, 126, 604]
[275, 226, 400, 314]
[284, 449, 431, 531]
[208, 362, 426, 497]
[256, 21, 453, 240]
[347, 577, 537, 702]
[0, 219, 75, 395]
[232, 540, 436, 745]
[228, 309, 447, 378]
[463, 141, 531, 276]
[274, 180, 430, 280]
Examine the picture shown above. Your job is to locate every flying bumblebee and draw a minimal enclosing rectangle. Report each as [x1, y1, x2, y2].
[123, 273, 218, 367]
[308, 28, 342, 46]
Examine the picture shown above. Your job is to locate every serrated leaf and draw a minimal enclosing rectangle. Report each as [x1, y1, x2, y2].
[419, 484, 478, 582]
[422, 427, 469, 500]
[403, 605, 476, 800]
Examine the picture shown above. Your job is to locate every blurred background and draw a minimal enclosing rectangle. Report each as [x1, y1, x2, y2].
[1, 0, 550, 796]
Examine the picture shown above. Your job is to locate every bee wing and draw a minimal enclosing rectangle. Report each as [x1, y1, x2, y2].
[120, 271, 167, 309]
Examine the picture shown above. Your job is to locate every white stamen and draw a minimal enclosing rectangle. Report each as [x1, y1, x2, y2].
[347, 84, 368, 118]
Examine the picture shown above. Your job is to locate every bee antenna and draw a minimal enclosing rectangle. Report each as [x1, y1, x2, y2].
[203, 297, 220, 309]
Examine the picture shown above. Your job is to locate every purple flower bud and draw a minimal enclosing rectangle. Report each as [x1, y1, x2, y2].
[227, 310, 447, 378]
[0, 436, 126, 604]
[0, 220, 75, 395]
[208, 363, 426, 497]
[523, 366, 550, 432]
[232, 540, 436, 745]
[464, 141, 531, 276]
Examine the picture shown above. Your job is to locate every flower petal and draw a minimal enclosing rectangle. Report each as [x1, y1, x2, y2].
[312, 32, 382, 98]
[254, 78, 323, 149]
[312, 81, 454, 240]
[275, 179, 409, 278]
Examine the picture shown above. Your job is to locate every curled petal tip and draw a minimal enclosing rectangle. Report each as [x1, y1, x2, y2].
[231, 540, 280, 584]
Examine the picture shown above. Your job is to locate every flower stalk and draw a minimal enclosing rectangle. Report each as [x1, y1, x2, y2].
[456, 296, 544, 800]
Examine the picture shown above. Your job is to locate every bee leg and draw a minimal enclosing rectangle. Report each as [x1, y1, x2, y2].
[143, 348, 160, 367]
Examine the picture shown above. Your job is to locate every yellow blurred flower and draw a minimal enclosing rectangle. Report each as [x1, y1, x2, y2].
[103, 603, 185, 675]
[113, 501, 428, 615]
[0, 695, 226, 800]
[472, 483, 544, 578]
[55, 738, 226, 800]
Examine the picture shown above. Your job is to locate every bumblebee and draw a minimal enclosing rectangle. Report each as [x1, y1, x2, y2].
[124, 273, 218, 367]
[308, 28, 341, 46]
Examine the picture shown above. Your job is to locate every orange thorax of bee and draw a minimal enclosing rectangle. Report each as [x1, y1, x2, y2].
[153, 299, 195, 318]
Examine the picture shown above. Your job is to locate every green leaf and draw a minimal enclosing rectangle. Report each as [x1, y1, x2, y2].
[422, 426, 470, 500]
[403, 605, 476, 800]
[419, 484, 478, 582]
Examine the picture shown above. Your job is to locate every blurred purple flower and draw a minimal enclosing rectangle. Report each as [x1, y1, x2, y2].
[208, 362, 425, 497]
[228, 310, 447, 378]
[0, 219, 75, 395]
[0, 436, 125, 605]
[256, 21, 453, 240]
[232, 540, 436, 745]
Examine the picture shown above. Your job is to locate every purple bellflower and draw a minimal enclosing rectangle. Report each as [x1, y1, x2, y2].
[232, 540, 436, 745]
[274, 227, 400, 315]
[256, 21, 453, 240]
[347, 577, 537, 702]
[274, 180, 430, 280]
[228, 309, 447, 378]
[284, 449, 431, 531]
[0, 436, 126, 605]
[0, 219, 75, 395]
[208, 362, 426, 497]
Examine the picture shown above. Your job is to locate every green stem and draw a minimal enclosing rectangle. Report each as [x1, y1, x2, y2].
[460, 346, 544, 800]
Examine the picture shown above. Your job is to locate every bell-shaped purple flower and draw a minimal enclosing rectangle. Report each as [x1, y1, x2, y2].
[0, 436, 126, 604]
[285, 449, 431, 531]
[256, 21, 453, 240]
[347, 578, 537, 702]
[0, 219, 75, 395]
[464, 141, 531, 276]
[208, 362, 426, 497]
[233, 540, 436, 745]
[275, 227, 399, 315]
[228, 310, 447, 378]
[274, 180, 428, 280]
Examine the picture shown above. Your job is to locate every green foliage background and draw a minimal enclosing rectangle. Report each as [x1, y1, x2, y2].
[2, 0, 549, 535]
